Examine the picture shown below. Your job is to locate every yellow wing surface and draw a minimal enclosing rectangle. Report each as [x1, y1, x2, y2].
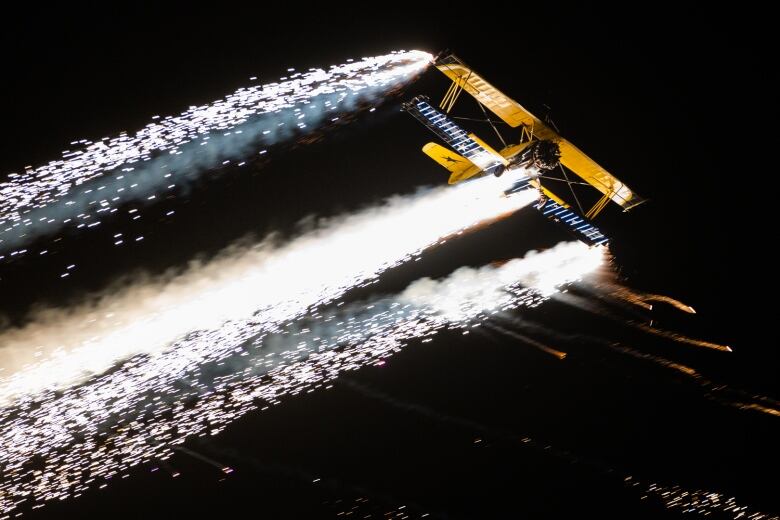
[436, 56, 643, 210]
[421, 132, 507, 186]
[422, 142, 482, 184]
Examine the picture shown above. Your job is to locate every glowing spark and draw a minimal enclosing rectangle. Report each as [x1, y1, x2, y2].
[626, 477, 779, 519]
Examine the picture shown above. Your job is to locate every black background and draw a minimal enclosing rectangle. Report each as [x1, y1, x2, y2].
[0, 4, 775, 518]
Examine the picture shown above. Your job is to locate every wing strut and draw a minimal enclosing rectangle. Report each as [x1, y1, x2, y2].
[557, 164, 586, 215]
[585, 192, 612, 219]
[439, 70, 471, 114]
[434, 54, 645, 211]
[477, 102, 507, 148]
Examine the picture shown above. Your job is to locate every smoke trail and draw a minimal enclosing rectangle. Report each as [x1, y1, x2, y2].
[483, 322, 567, 359]
[596, 281, 697, 313]
[0, 50, 431, 257]
[541, 283, 732, 353]
[632, 291, 696, 314]
[0, 180, 536, 402]
[608, 343, 780, 417]
[0, 241, 601, 514]
[632, 321, 732, 352]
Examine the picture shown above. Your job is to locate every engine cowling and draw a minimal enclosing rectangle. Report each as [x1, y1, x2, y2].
[511, 140, 561, 171]
[530, 140, 561, 171]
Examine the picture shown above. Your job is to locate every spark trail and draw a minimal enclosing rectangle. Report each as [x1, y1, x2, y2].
[0, 241, 602, 515]
[0, 179, 536, 402]
[492, 312, 780, 419]
[597, 281, 697, 313]
[0, 50, 431, 257]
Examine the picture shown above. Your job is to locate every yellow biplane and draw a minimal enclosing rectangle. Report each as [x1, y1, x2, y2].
[403, 54, 644, 246]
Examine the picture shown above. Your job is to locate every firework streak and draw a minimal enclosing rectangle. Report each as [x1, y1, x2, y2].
[0, 50, 432, 256]
[0, 180, 537, 400]
[0, 239, 601, 514]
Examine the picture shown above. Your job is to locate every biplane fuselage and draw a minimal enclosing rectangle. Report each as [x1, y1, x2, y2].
[403, 54, 644, 247]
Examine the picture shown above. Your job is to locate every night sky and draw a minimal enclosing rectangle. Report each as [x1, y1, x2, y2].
[0, 5, 775, 519]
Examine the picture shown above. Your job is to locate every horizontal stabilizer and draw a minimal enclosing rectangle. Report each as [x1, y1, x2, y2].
[422, 142, 482, 184]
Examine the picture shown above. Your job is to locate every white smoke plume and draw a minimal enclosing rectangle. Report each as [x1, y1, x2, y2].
[0, 179, 537, 402]
[0, 237, 602, 514]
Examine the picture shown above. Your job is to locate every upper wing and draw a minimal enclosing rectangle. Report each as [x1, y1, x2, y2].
[436, 57, 541, 129]
[435, 55, 644, 210]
